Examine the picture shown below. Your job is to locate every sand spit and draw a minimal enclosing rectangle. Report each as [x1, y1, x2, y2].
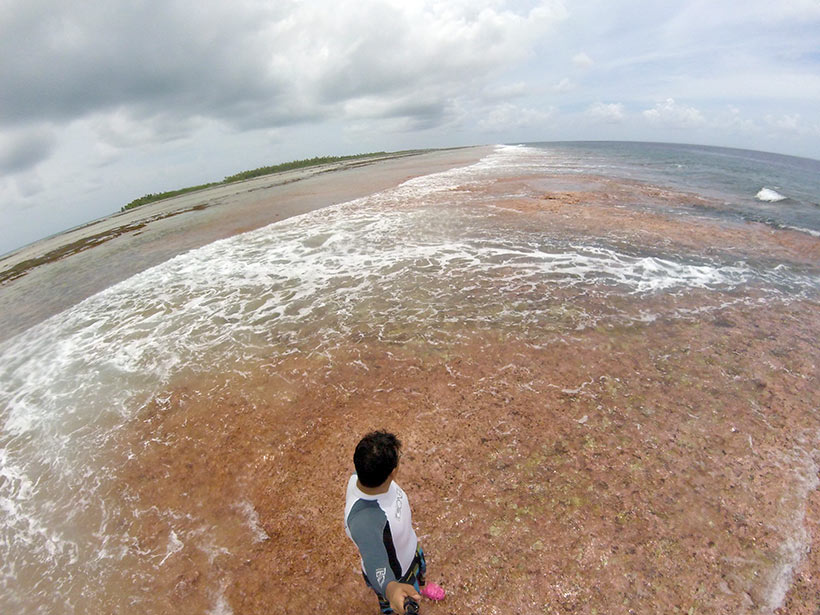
[0, 147, 489, 343]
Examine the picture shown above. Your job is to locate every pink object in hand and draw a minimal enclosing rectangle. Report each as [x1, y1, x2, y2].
[420, 582, 446, 601]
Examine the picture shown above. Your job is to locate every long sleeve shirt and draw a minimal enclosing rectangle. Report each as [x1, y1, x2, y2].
[344, 474, 418, 593]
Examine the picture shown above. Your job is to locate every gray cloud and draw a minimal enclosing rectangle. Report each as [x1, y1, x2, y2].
[0, 126, 56, 173]
[0, 1, 565, 136]
[2, 0, 820, 256]
[0, 2, 284, 126]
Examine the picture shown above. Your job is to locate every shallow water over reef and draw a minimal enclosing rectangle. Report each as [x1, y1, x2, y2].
[1, 144, 819, 614]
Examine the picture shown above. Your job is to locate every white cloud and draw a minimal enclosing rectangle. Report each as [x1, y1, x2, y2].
[484, 82, 531, 100]
[553, 78, 576, 93]
[586, 102, 625, 123]
[642, 98, 705, 128]
[723, 106, 756, 132]
[572, 52, 594, 68]
[762, 113, 820, 138]
[478, 103, 554, 131]
[765, 113, 801, 133]
[235, 0, 568, 127]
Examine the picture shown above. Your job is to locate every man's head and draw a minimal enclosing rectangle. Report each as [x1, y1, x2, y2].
[354, 431, 401, 488]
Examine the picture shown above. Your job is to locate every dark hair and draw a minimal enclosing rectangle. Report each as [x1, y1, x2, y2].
[354, 431, 401, 488]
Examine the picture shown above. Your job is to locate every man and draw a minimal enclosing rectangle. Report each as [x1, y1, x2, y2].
[344, 431, 446, 614]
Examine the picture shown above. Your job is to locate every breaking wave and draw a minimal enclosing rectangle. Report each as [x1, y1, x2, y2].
[756, 187, 787, 202]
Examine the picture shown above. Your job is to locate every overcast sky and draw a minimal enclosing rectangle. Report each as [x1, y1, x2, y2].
[1, 0, 819, 255]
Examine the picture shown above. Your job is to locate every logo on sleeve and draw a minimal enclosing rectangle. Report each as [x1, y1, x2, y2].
[376, 567, 386, 587]
[395, 488, 404, 520]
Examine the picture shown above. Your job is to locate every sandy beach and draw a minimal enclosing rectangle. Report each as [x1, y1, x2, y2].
[0, 147, 490, 343]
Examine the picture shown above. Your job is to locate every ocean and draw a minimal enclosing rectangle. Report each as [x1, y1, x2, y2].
[1, 142, 818, 614]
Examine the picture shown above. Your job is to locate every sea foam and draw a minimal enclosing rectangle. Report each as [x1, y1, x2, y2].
[756, 187, 787, 202]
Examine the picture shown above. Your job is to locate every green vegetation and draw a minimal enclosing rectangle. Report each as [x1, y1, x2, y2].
[121, 151, 392, 212]
[221, 152, 388, 183]
[122, 183, 220, 211]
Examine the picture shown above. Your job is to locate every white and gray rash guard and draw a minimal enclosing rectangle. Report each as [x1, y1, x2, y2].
[344, 474, 418, 594]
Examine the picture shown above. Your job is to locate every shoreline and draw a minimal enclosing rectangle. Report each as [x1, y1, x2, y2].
[0, 146, 491, 343]
[0, 148, 481, 279]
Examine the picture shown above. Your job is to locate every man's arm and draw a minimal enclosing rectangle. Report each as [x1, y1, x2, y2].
[347, 500, 403, 595]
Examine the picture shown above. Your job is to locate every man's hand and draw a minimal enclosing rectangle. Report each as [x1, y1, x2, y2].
[385, 581, 421, 614]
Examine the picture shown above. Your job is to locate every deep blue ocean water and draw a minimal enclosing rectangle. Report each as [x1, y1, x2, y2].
[530, 141, 820, 236]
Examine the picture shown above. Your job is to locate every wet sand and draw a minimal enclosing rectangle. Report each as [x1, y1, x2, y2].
[0, 147, 489, 343]
[107, 175, 820, 614]
[111, 299, 820, 615]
